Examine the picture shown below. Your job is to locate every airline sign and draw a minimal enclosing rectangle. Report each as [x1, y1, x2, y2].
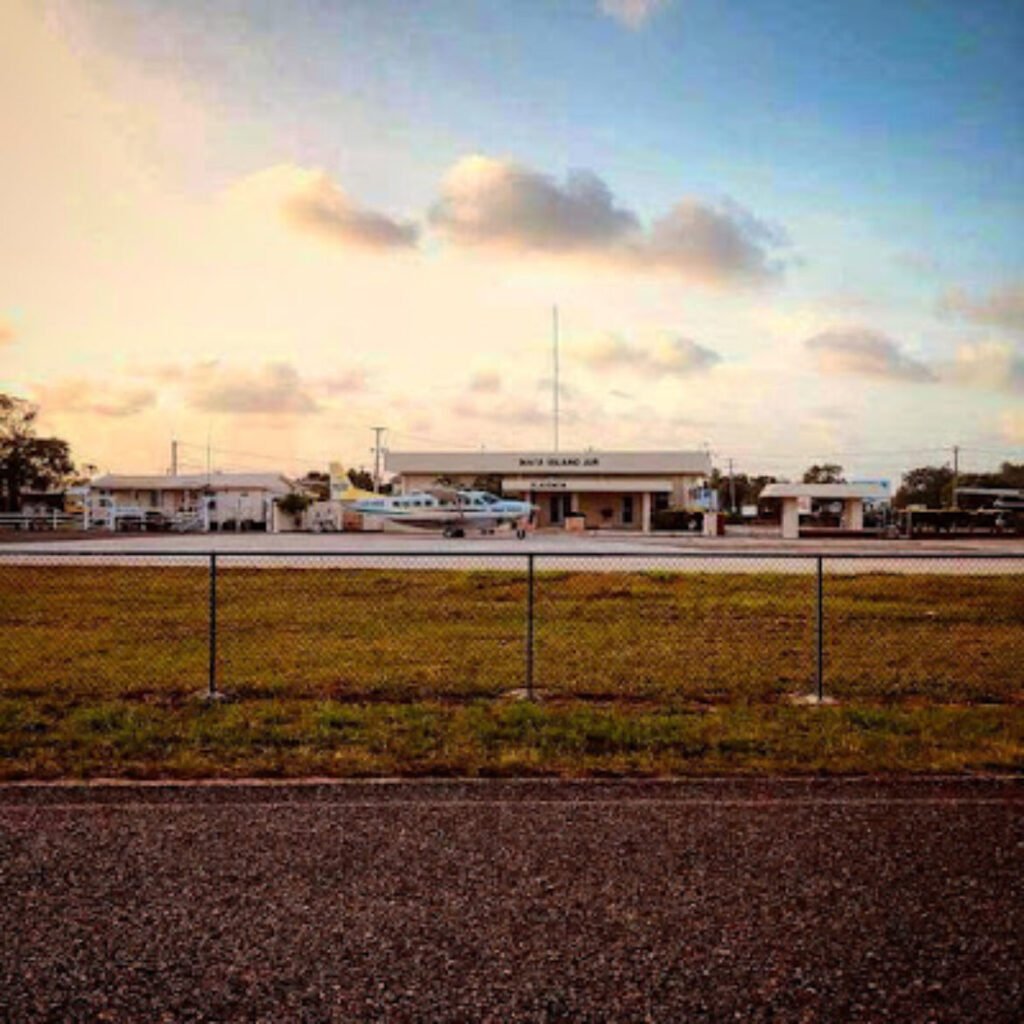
[517, 456, 601, 469]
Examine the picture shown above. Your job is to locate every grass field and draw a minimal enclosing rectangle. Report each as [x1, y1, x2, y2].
[0, 564, 1021, 777]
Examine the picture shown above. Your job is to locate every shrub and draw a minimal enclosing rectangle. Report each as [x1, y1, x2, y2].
[278, 492, 312, 516]
[652, 509, 700, 531]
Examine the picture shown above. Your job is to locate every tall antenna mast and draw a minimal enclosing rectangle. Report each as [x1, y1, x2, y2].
[552, 305, 560, 453]
[371, 426, 387, 493]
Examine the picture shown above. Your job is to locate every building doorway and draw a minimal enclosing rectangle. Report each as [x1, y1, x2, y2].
[549, 493, 572, 526]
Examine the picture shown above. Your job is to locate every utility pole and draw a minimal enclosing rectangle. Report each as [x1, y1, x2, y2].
[728, 457, 737, 514]
[951, 444, 960, 508]
[170, 439, 178, 476]
[552, 305, 560, 453]
[371, 426, 387, 493]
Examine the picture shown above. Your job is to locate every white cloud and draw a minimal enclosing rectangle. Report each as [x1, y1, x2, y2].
[468, 370, 503, 394]
[452, 394, 548, 425]
[948, 341, 1024, 394]
[185, 361, 320, 415]
[320, 369, 369, 395]
[637, 198, 787, 285]
[1000, 409, 1024, 444]
[429, 155, 786, 287]
[577, 334, 721, 376]
[36, 379, 157, 418]
[430, 156, 638, 252]
[938, 282, 1024, 332]
[598, 0, 672, 30]
[228, 165, 419, 249]
[805, 328, 936, 382]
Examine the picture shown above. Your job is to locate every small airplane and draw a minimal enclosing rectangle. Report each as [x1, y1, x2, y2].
[350, 488, 536, 538]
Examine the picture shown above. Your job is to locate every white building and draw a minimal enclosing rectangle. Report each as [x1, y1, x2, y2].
[386, 450, 712, 532]
[89, 473, 294, 530]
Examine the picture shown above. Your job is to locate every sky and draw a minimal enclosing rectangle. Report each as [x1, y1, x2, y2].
[1, 0, 1022, 484]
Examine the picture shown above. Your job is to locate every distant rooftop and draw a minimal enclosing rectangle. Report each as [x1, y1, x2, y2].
[91, 472, 293, 492]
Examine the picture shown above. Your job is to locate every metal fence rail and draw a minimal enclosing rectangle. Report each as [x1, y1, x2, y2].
[1, 550, 1022, 705]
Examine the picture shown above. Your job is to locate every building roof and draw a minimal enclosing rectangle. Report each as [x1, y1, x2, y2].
[760, 482, 889, 500]
[91, 473, 293, 492]
[386, 450, 711, 476]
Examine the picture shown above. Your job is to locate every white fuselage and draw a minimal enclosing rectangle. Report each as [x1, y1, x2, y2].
[351, 490, 534, 533]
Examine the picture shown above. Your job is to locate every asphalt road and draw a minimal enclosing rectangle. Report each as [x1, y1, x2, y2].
[3, 527, 1024, 557]
[1, 530, 1022, 574]
[1, 779, 1021, 1023]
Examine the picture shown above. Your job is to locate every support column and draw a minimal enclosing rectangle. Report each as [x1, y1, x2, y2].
[641, 492, 652, 534]
[841, 498, 864, 531]
[781, 497, 800, 539]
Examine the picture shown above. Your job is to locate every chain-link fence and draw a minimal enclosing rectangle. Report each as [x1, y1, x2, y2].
[1, 550, 1022, 705]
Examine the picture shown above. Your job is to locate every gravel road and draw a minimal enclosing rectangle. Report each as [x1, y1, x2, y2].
[1, 778, 1021, 1022]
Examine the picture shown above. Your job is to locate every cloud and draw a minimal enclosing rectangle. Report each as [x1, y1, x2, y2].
[429, 155, 785, 286]
[452, 394, 549, 425]
[948, 341, 1024, 394]
[598, 0, 672, 30]
[577, 334, 721, 377]
[229, 165, 419, 249]
[468, 370, 502, 394]
[938, 282, 1024, 332]
[430, 156, 638, 252]
[1001, 409, 1024, 445]
[186, 362, 320, 415]
[804, 328, 936, 382]
[36, 380, 157, 418]
[637, 199, 787, 285]
[320, 369, 369, 395]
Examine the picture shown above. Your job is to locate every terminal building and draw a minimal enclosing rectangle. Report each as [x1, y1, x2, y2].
[385, 450, 713, 532]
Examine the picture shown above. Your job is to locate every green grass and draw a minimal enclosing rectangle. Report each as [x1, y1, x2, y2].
[0, 697, 1019, 778]
[0, 564, 1021, 777]
[2, 566, 1021, 703]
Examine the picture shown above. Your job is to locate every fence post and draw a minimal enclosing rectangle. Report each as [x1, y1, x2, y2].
[208, 552, 218, 698]
[815, 555, 824, 701]
[525, 553, 535, 700]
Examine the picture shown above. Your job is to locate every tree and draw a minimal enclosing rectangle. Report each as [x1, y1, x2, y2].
[895, 465, 954, 508]
[277, 491, 311, 516]
[0, 395, 75, 512]
[802, 463, 845, 484]
[297, 471, 330, 500]
[471, 473, 504, 495]
[347, 468, 375, 492]
[958, 461, 1024, 492]
[895, 460, 1024, 509]
[707, 469, 777, 512]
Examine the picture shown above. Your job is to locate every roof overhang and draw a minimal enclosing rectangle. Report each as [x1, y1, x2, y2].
[502, 477, 673, 493]
[760, 483, 889, 501]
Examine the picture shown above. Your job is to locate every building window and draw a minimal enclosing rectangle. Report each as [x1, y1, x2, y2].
[622, 495, 634, 525]
[654, 493, 670, 513]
